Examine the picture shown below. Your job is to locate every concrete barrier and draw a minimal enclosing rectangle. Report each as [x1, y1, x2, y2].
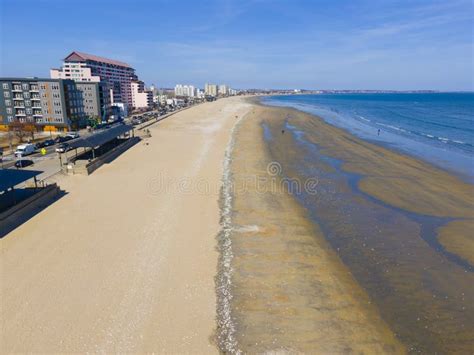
[0, 184, 60, 237]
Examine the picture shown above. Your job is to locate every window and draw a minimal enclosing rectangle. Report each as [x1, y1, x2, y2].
[6, 108, 12, 114]
[22, 83, 29, 90]
[25, 100, 31, 106]
[2, 83, 8, 89]
[5, 99, 11, 106]
[23, 92, 30, 98]
[4, 91, 10, 98]
[7, 115, 13, 122]
[26, 108, 32, 114]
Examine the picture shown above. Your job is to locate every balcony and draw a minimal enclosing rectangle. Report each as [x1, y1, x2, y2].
[14, 103, 25, 108]
[15, 112, 26, 116]
[13, 95, 24, 100]
[12, 86, 22, 92]
[33, 112, 43, 117]
[30, 87, 39, 92]
[31, 96, 41, 101]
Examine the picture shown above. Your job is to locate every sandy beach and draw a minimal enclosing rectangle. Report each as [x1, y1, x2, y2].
[1, 97, 473, 353]
[1, 97, 251, 353]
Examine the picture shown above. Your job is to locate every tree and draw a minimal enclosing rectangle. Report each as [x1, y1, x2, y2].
[9, 120, 39, 143]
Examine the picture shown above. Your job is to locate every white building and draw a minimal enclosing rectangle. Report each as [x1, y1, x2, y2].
[131, 81, 153, 109]
[205, 83, 218, 97]
[195, 88, 205, 99]
[218, 84, 229, 96]
[50, 51, 139, 109]
[175, 84, 195, 97]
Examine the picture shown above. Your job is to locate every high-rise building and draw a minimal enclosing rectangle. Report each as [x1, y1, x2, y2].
[0, 78, 86, 130]
[51, 51, 138, 109]
[205, 83, 218, 97]
[218, 84, 229, 96]
[175, 84, 195, 97]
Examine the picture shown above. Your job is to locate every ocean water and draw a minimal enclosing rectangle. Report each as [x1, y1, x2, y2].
[262, 93, 474, 180]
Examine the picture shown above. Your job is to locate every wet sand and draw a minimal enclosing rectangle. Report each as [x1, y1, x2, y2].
[236, 102, 473, 353]
[217, 105, 404, 353]
[0, 98, 251, 353]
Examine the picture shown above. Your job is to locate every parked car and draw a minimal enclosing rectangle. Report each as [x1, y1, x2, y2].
[35, 139, 55, 149]
[14, 143, 36, 157]
[15, 159, 34, 168]
[66, 131, 80, 139]
[55, 143, 71, 153]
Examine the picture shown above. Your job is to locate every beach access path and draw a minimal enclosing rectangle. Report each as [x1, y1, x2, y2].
[0, 97, 251, 353]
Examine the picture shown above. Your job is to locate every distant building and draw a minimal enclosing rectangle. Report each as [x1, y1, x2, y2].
[195, 88, 205, 99]
[0, 78, 86, 130]
[131, 80, 153, 109]
[175, 84, 195, 97]
[218, 84, 229, 96]
[205, 83, 218, 97]
[51, 51, 139, 109]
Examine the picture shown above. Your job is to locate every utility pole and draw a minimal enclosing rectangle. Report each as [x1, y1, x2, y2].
[8, 129, 13, 154]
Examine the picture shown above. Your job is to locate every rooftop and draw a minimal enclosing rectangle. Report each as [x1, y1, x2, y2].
[0, 169, 43, 192]
[64, 51, 132, 68]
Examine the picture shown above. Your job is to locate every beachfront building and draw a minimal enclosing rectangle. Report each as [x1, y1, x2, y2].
[205, 83, 218, 97]
[51, 51, 139, 110]
[75, 82, 110, 121]
[218, 84, 229, 96]
[131, 80, 153, 110]
[175, 84, 195, 97]
[0, 78, 86, 131]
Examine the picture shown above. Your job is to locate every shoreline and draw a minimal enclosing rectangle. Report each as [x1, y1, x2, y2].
[220, 103, 404, 353]
[259, 95, 474, 183]
[242, 102, 473, 352]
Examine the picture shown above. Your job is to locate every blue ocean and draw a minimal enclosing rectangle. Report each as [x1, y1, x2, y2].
[262, 93, 474, 180]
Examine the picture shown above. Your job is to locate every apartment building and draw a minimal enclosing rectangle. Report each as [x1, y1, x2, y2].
[75, 82, 110, 120]
[131, 80, 153, 109]
[205, 83, 218, 97]
[175, 84, 195, 97]
[0, 78, 86, 130]
[51, 51, 138, 109]
[218, 84, 229, 96]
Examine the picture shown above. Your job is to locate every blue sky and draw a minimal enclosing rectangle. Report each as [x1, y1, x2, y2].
[1, 0, 473, 90]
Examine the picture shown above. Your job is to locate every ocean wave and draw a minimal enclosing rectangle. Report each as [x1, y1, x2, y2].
[375, 122, 408, 133]
[357, 115, 371, 122]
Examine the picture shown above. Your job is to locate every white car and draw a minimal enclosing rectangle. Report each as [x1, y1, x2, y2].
[14, 143, 36, 157]
[66, 131, 80, 139]
[55, 143, 71, 153]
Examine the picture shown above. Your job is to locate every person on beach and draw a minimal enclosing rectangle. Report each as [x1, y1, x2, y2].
[378, 128, 381, 136]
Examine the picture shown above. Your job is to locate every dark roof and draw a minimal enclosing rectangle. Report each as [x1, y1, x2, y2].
[67, 124, 133, 149]
[0, 169, 43, 192]
[64, 51, 132, 68]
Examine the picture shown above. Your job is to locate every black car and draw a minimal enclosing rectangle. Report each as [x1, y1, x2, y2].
[35, 139, 55, 149]
[43, 139, 55, 146]
[15, 159, 34, 168]
[55, 135, 73, 143]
